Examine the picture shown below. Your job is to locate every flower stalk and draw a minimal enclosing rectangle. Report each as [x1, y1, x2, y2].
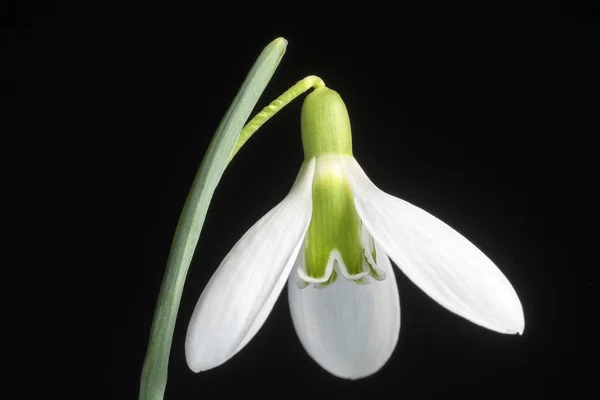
[229, 75, 325, 162]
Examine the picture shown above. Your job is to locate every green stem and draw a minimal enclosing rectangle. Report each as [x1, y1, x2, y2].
[228, 75, 325, 162]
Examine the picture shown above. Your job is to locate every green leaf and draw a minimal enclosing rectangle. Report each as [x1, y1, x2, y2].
[139, 37, 287, 400]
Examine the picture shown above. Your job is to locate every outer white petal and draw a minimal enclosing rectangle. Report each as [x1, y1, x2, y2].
[185, 158, 315, 372]
[342, 156, 525, 335]
[288, 240, 400, 380]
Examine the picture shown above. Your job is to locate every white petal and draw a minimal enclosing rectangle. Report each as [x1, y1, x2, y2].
[185, 158, 315, 372]
[288, 240, 400, 380]
[342, 157, 524, 334]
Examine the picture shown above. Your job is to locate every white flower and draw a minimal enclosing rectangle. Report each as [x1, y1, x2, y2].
[185, 87, 524, 380]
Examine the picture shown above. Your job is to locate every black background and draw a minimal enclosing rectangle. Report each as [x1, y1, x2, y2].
[6, 3, 597, 399]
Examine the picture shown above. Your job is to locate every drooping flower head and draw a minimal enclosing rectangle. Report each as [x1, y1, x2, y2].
[185, 84, 524, 379]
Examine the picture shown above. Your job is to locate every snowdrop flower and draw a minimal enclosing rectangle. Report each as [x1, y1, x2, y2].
[185, 86, 524, 379]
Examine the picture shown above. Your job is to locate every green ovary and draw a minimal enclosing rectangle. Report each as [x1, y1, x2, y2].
[304, 173, 363, 280]
[300, 87, 353, 159]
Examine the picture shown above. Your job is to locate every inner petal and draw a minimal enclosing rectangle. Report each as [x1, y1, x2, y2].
[360, 222, 387, 281]
[298, 156, 387, 288]
[303, 156, 364, 281]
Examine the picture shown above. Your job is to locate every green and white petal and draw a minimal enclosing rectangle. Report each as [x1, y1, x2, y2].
[300, 155, 367, 287]
[342, 156, 525, 335]
[288, 240, 400, 380]
[185, 158, 315, 372]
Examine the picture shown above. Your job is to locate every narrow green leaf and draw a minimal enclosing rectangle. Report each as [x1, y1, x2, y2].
[139, 37, 287, 400]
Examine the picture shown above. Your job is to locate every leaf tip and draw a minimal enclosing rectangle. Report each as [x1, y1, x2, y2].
[273, 37, 288, 50]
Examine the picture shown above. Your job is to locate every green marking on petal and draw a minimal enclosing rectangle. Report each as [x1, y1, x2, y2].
[368, 264, 386, 281]
[304, 156, 363, 280]
[371, 243, 377, 264]
[314, 269, 338, 289]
